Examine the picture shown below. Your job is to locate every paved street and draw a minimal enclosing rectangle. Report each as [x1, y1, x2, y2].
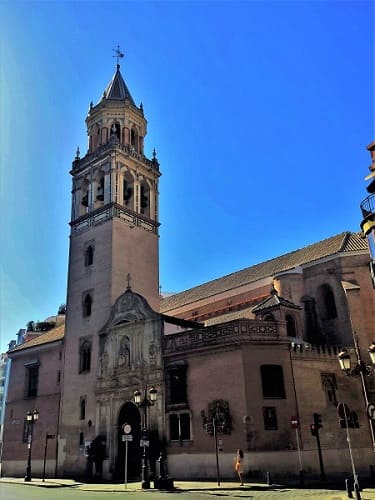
[2, 479, 375, 500]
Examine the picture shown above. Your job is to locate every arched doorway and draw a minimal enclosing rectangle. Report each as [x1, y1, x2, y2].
[116, 402, 142, 480]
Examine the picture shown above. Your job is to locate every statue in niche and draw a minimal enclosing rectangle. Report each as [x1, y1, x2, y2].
[119, 336, 130, 368]
[99, 352, 108, 377]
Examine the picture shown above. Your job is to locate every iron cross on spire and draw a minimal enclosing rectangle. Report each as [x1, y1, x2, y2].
[126, 273, 132, 291]
[112, 45, 124, 68]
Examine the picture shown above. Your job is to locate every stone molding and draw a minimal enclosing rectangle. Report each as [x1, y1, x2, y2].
[164, 319, 280, 355]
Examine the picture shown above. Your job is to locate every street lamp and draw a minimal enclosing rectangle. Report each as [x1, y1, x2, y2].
[337, 336, 375, 449]
[24, 409, 39, 482]
[134, 387, 157, 489]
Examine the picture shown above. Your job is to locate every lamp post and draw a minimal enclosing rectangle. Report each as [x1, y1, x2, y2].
[337, 336, 375, 449]
[134, 387, 157, 489]
[24, 409, 39, 482]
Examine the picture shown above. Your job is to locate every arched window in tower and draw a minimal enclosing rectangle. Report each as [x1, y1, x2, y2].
[110, 122, 121, 141]
[130, 128, 138, 152]
[79, 340, 91, 373]
[318, 284, 337, 320]
[85, 246, 94, 267]
[140, 181, 150, 217]
[123, 172, 134, 209]
[96, 175, 104, 203]
[80, 181, 89, 214]
[83, 294, 92, 317]
[286, 314, 297, 337]
[92, 125, 101, 150]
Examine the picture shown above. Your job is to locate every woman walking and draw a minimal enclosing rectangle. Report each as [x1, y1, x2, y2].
[234, 448, 244, 486]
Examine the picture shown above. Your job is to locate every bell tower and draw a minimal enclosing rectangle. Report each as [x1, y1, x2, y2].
[69, 62, 160, 310]
[59, 60, 161, 476]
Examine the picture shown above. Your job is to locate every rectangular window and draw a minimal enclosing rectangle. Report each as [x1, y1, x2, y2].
[168, 366, 187, 405]
[169, 414, 179, 441]
[260, 365, 286, 399]
[26, 365, 39, 398]
[169, 412, 191, 441]
[180, 413, 191, 440]
[263, 407, 278, 430]
[80, 397, 86, 420]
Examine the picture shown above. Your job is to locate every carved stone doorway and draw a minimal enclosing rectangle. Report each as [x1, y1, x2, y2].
[116, 402, 141, 480]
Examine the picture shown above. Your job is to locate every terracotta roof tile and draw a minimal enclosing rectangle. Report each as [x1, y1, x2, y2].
[9, 324, 65, 353]
[160, 232, 367, 312]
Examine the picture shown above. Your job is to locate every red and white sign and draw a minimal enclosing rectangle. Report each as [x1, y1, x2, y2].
[122, 423, 132, 435]
[290, 416, 299, 428]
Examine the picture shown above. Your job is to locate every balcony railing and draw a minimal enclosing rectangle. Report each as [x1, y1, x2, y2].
[360, 193, 375, 218]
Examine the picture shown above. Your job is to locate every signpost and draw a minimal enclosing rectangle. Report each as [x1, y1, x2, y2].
[337, 402, 361, 499]
[290, 416, 303, 485]
[122, 423, 132, 488]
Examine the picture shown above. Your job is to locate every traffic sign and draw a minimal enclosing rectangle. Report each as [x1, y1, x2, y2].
[290, 416, 299, 428]
[122, 435, 133, 442]
[140, 439, 149, 447]
[123, 423, 132, 434]
[367, 403, 375, 422]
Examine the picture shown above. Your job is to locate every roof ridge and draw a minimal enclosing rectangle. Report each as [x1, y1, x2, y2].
[160, 231, 350, 304]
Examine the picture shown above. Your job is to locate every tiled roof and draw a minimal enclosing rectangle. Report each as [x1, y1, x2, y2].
[160, 232, 367, 312]
[104, 66, 136, 106]
[9, 324, 65, 353]
[204, 307, 255, 326]
[251, 294, 302, 313]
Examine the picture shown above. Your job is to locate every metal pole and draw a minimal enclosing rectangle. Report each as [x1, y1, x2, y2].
[315, 428, 325, 481]
[343, 404, 361, 499]
[42, 433, 48, 482]
[353, 332, 375, 450]
[24, 422, 33, 482]
[124, 440, 128, 489]
[295, 427, 304, 484]
[141, 392, 150, 489]
[213, 418, 220, 487]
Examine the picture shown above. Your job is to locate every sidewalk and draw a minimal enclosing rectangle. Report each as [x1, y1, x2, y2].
[0, 477, 271, 492]
[3, 476, 375, 499]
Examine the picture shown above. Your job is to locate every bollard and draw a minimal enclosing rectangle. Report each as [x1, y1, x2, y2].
[266, 472, 272, 485]
[154, 453, 174, 490]
[346, 478, 353, 499]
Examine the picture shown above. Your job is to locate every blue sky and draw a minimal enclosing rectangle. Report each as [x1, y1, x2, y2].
[0, 0, 373, 353]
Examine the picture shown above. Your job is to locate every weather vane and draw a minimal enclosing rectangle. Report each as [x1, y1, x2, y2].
[126, 273, 132, 291]
[112, 45, 124, 67]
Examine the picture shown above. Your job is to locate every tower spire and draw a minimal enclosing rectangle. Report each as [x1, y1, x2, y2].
[112, 44, 124, 69]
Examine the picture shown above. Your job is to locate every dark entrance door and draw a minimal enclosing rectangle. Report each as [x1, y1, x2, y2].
[116, 402, 141, 480]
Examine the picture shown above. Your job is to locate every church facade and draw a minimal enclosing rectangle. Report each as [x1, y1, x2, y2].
[2, 61, 375, 482]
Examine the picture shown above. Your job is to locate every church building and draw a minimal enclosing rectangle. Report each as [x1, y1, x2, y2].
[2, 60, 375, 483]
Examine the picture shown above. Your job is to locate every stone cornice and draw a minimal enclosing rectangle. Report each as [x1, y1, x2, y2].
[71, 141, 160, 176]
[163, 319, 282, 356]
[70, 202, 159, 235]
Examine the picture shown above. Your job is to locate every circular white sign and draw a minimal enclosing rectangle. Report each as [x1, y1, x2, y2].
[367, 403, 375, 421]
[123, 423, 132, 434]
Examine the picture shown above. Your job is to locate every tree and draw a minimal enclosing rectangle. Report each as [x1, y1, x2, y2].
[26, 321, 35, 332]
[58, 304, 67, 315]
